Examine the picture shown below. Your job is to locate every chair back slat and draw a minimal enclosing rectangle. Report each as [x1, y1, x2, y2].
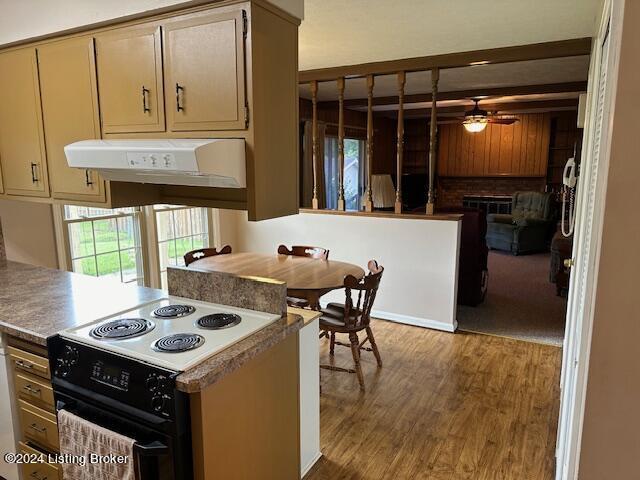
[278, 244, 329, 260]
[342, 260, 384, 329]
[184, 245, 232, 266]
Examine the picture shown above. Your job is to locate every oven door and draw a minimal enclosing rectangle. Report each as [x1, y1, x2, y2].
[55, 391, 177, 480]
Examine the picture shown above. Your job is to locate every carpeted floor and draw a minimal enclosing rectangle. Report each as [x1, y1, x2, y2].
[457, 251, 567, 346]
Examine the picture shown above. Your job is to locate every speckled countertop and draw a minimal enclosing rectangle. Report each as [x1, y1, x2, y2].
[0, 260, 308, 393]
[0, 261, 165, 346]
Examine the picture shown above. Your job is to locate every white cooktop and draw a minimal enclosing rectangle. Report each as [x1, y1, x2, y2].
[60, 296, 281, 371]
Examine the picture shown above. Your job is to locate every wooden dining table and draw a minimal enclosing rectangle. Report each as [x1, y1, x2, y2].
[188, 252, 365, 309]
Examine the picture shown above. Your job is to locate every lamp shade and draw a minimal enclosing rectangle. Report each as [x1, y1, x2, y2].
[370, 174, 396, 208]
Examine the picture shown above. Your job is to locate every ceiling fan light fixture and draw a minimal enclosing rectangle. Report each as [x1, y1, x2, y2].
[463, 117, 488, 133]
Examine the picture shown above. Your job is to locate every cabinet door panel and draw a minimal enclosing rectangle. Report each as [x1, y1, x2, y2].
[164, 10, 246, 131]
[38, 37, 106, 202]
[0, 48, 49, 197]
[96, 25, 165, 133]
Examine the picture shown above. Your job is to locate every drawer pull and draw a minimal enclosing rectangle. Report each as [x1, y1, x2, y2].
[142, 85, 150, 113]
[176, 83, 185, 112]
[30, 163, 38, 183]
[85, 169, 94, 186]
[29, 471, 48, 480]
[23, 384, 41, 395]
[16, 360, 34, 370]
[29, 423, 47, 434]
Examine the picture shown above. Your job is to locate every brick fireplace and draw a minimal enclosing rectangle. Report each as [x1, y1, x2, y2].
[437, 177, 546, 208]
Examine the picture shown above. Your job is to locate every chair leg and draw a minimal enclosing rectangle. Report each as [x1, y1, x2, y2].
[329, 332, 336, 356]
[349, 332, 365, 391]
[366, 326, 383, 368]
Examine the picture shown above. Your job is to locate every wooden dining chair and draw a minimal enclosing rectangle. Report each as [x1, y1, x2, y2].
[277, 244, 330, 308]
[184, 245, 232, 266]
[277, 244, 330, 260]
[319, 260, 384, 391]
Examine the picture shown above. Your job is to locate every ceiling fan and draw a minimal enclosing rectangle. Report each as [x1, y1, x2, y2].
[457, 98, 519, 132]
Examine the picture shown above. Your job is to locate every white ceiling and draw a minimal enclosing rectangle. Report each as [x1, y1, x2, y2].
[299, 0, 602, 71]
[299, 56, 590, 101]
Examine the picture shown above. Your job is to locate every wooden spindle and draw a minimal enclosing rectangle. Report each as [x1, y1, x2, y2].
[394, 71, 406, 214]
[337, 77, 346, 211]
[364, 75, 375, 212]
[426, 68, 439, 215]
[311, 80, 319, 209]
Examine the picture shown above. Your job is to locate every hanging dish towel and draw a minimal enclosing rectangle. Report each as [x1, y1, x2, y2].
[58, 409, 136, 480]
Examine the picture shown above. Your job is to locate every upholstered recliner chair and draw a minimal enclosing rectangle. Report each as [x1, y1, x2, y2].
[486, 191, 555, 255]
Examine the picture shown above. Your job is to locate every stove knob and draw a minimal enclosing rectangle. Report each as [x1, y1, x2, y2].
[157, 375, 169, 391]
[151, 394, 164, 412]
[146, 374, 159, 392]
[64, 346, 79, 365]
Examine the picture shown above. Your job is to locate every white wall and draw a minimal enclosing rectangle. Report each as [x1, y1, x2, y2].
[0, 0, 303, 46]
[219, 210, 461, 332]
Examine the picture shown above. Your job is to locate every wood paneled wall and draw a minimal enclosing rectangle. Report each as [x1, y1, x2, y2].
[438, 113, 551, 177]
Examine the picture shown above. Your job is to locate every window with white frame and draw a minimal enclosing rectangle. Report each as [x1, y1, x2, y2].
[62, 206, 145, 285]
[59, 204, 214, 289]
[153, 205, 212, 289]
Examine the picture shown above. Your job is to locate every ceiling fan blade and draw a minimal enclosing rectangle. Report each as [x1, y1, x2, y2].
[487, 117, 519, 125]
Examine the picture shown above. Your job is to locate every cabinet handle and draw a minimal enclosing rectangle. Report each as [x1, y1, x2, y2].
[85, 169, 94, 187]
[30, 163, 38, 183]
[142, 86, 150, 113]
[29, 472, 48, 480]
[176, 83, 185, 112]
[29, 423, 47, 433]
[24, 384, 41, 395]
[16, 359, 34, 370]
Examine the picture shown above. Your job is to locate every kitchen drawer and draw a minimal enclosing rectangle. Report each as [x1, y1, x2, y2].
[19, 441, 61, 480]
[19, 399, 59, 452]
[7, 345, 51, 380]
[15, 372, 55, 412]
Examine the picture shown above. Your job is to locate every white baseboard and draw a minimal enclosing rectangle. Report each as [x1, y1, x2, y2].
[371, 309, 458, 332]
[318, 301, 457, 333]
[301, 451, 322, 478]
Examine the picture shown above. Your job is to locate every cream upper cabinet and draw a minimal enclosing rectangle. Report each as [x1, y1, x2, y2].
[38, 37, 106, 202]
[95, 25, 165, 133]
[0, 48, 49, 197]
[163, 10, 247, 131]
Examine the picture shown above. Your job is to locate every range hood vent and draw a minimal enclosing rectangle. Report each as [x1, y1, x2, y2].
[65, 139, 246, 188]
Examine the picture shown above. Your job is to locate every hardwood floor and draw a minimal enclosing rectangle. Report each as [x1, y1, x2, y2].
[305, 319, 561, 480]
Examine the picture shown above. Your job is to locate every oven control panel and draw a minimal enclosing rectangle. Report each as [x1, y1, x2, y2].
[48, 335, 184, 423]
[91, 361, 131, 391]
[146, 373, 173, 417]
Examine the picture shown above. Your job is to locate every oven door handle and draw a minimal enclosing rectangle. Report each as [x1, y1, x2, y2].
[57, 399, 76, 411]
[134, 440, 169, 457]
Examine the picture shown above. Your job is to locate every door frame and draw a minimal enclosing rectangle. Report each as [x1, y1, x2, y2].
[555, 0, 624, 478]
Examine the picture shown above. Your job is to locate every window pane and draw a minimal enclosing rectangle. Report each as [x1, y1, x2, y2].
[68, 222, 95, 258]
[156, 210, 174, 242]
[192, 234, 207, 251]
[73, 258, 97, 277]
[65, 206, 144, 286]
[344, 139, 362, 211]
[174, 237, 195, 266]
[190, 208, 206, 235]
[117, 216, 136, 250]
[158, 241, 172, 272]
[120, 249, 142, 283]
[173, 209, 192, 238]
[96, 252, 122, 279]
[93, 219, 119, 254]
